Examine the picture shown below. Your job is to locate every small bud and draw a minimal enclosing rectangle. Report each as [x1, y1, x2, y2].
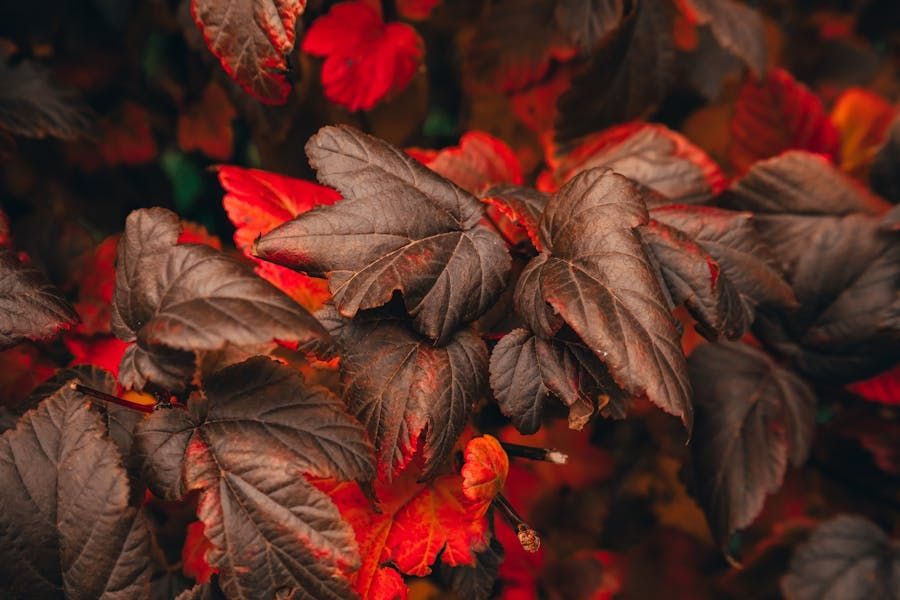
[517, 524, 541, 553]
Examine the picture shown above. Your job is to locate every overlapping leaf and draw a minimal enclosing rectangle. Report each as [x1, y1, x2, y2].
[111, 207, 332, 391]
[134, 357, 374, 599]
[871, 116, 900, 204]
[302, 1, 423, 111]
[191, 0, 305, 103]
[554, 0, 626, 53]
[482, 184, 549, 250]
[407, 131, 523, 195]
[782, 515, 900, 600]
[254, 125, 511, 342]
[688, 341, 816, 549]
[0, 249, 79, 350]
[330, 311, 488, 480]
[0, 380, 152, 597]
[676, 0, 766, 76]
[722, 151, 900, 381]
[829, 88, 897, 177]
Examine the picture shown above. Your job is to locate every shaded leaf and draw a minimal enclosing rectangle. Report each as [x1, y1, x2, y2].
[830, 88, 897, 178]
[556, 0, 676, 149]
[302, 0, 423, 111]
[729, 69, 840, 174]
[135, 357, 373, 599]
[678, 0, 766, 76]
[0, 383, 152, 597]
[871, 116, 900, 204]
[0, 59, 95, 140]
[688, 341, 816, 549]
[684, 27, 743, 101]
[255, 125, 511, 342]
[191, 0, 305, 104]
[482, 184, 549, 250]
[554, 0, 626, 53]
[782, 515, 900, 600]
[177, 82, 236, 161]
[111, 207, 332, 391]
[0, 249, 79, 350]
[437, 536, 504, 600]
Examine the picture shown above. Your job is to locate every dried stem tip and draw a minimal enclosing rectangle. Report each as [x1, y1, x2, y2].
[501, 442, 568, 464]
[493, 492, 541, 553]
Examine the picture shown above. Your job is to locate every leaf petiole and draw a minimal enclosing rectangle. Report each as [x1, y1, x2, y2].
[492, 492, 541, 553]
[69, 382, 155, 414]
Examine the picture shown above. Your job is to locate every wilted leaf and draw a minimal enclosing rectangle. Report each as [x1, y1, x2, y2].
[135, 357, 373, 598]
[302, 0, 423, 111]
[781, 515, 900, 600]
[0, 59, 95, 140]
[111, 207, 332, 391]
[255, 125, 511, 342]
[0, 383, 152, 597]
[0, 249, 79, 350]
[729, 69, 841, 174]
[688, 341, 816, 549]
[191, 0, 305, 104]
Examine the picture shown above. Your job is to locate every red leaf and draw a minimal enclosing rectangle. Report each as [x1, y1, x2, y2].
[301, 1, 424, 111]
[73, 235, 119, 335]
[182, 521, 217, 584]
[177, 82, 237, 161]
[191, 0, 306, 104]
[178, 221, 222, 249]
[396, 0, 441, 21]
[846, 364, 900, 406]
[829, 88, 897, 177]
[729, 69, 840, 174]
[408, 131, 523, 195]
[321, 436, 506, 599]
[0, 345, 56, 408]
[64, 336, 128, 377]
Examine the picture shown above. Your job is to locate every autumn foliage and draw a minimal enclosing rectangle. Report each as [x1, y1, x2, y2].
[1, 1, 899, 599]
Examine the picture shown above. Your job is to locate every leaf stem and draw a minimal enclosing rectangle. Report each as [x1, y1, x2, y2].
[493, 492, 541, 553]
[69, 383, 155, 414]
[501, 442, 568, 464]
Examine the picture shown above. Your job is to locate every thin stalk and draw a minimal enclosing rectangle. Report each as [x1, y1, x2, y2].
[69, 383, 155, 414]
[501, 442, 568, 464]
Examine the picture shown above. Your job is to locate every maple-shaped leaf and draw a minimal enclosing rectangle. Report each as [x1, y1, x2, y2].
[676, 0, 766, 76]
[555, 0, 676, 149]
[688, 341, 815, 550]
[871, 116, 900, 204]
[729, 69, 841, 174]
[134, 357, 374, 599]
[519, 168, 693, 429]
[320, 435, 507, 599]
[254, 125, 511, 342]
[645, 204, 796, 339]
[0, 380, 152, 597]
[191, 0, 305, 104]
[490, 328, 628, 433]
[782, 515, 900, 600]
[722, 151, 900, 381]
[330, 311, 488, 480]
[554, 0, 626, 53]
[111, 207, 332, 391]
[482, 184, 549, 250]
[0, 249, 79, 350]
[465, 0, 576, 93]
[408, 131, 523, 195]
[541, 122, 727, 204]
[177, 82, 237, 161]
[301, 1, 423, 111]
[0, 59, 95, 140]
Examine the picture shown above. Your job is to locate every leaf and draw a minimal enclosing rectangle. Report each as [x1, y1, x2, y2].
[722, 152, 900, 381]
[396, 0, 441, 21]
[255, 125, 511, 342]
[0, 382, 153, 597]
[321, 435, 507, 599]
[482, 184, 549, 250]
[182, 521, 217, 584]
[542, 122, 727, 203]
[465, 0, 576, 93]
[729, 69, 841, 174]
[489, 328, 628, 434]
[0, 249, 79, 350]
[871, 115, 900, 204]
[847, 364, 900, 406]
[461, 434, 509, 504]
[554, 0, 626, 53]
[333, 313, 488, 480]
[684, 27, 743, 101]
[408, 131, 523, 195]
[134, 357, 374, 599]
[829, 88, 897, 177]
[0, 59, 95, 140]
[73, 234, 119, 335]
[688, 341, 816, 549]
[191, 0, 305, 104]
[555, 0, 676, 149]
[677, 0, 767, 76]
[177, 82, 237, 161]
[111, 207, 332, 391]
[301, 0, 424, 111]
[781, 515, 900, 600]
[527, 168, 693, 429]
[437, 536, 504, 600]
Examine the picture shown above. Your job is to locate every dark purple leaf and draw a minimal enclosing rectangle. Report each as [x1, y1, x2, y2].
[254, 125, 511, 343]
[685, 27, 743, 101]
[682, 0, 766, 76]
[871, 116, 900, 204]
[111, 207, 332, 392]
[782, 515, 900, 600]
[554, 0, 626, 53]
[0, 382, 152, 597]
[0, 249, 79, 350]
[437, 535, 504, 600]
[688, 341, 815, 549]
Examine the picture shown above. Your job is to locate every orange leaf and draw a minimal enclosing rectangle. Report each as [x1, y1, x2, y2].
[461, 434, 509, 505]
[830, 88, 897, 177]
[407, 131, 523, 195]
[177, 82, 236, 161]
